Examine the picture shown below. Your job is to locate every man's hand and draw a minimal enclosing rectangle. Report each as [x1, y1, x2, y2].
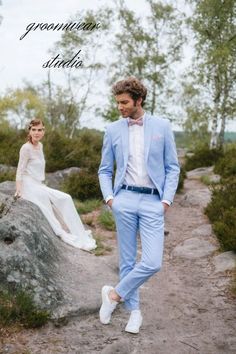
[107, 199, 113, 208]
[162, 202, 169, 213]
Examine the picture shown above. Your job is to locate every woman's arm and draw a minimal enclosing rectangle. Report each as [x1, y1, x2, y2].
[15, 145, 29, 197]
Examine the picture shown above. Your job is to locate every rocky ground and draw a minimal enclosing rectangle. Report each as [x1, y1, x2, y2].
[0, 172, 236, 354]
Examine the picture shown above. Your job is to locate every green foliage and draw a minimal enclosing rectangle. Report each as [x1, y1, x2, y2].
[0, 128, 25, 166]
[0, 289, 49, 328]
[185, 0, 236, 147]
[184, 144, 223, 171]
[43, 130, 73, 172]
[0, 87, 46, 128]
[214, 145, 236, 178]
[104, 0, 184, 119]
[177, 167, 186, 192]
[98, 209, 116, 231]
[205, 177, 236, 252]
[0, 170, 15, 183]
[62, 170, 101, 201]
[65, 128, 103, 171]
[74, 199, 102, 214]
[92, 234, 112, 256]
[200, 175, 212, 186]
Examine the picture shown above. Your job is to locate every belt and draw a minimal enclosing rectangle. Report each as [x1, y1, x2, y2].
[121, 184, 159, 196]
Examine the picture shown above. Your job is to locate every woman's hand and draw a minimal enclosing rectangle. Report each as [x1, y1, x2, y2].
[14, 191, 21, 198]
[15, 181, 22, 198]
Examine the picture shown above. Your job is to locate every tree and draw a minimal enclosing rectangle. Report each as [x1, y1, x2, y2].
[103, 0, 185, 121]
[186, 0, 236, 148]
[48, 8, 112, 137]
[0, 87, 46, 128]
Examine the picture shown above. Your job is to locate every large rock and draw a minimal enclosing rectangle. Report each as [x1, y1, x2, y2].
[0, 165, 81, 190]
[46, 167, 81, 189]
[213, 252, 236, 273]
[0, 164, 16, 174]
[172, 238, 218, 260]
[0, 181, 117, 321]
[187, 167, 221, 183]
[191, 224, 212, 238]
[0, 184, 62, 309]
[179, 188, 211, 208]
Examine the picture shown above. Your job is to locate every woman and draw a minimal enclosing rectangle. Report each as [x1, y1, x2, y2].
[15, 118, 96, 251]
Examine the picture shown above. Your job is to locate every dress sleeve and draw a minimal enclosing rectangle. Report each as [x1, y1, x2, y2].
[16, 145, 30, 181]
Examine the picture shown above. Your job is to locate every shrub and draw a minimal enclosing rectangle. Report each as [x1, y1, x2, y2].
[92, 234, 112, 256]
[185, 144, 223, 171]
[98, 209, 116, 231]
[205, 177, 236, 252]
[0, 170, 15, 183]
[213, 209, 236, 252]
[0, 289, 49, 328]
[43, 130, 73, 172]
[177, 167, 186, 193]
[0, 129, 25, 166]
[66, 128, 103, 170]
[214, 145, 236, 178]
[74, 199, 102, 214]
[62, 169, 102, 201]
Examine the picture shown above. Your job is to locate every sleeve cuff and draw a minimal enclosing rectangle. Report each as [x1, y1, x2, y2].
[161, 199, 171, 206]
[105, 195, 114, 203]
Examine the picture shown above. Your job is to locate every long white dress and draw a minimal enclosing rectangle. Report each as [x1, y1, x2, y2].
[16, 142, 96, 251]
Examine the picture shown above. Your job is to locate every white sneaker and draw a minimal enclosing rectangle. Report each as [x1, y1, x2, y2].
[125, 310, 143, 334]
[99, 285, 118, 324]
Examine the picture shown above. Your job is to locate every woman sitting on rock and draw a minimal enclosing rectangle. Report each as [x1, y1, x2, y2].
[15, 118, 96, 251]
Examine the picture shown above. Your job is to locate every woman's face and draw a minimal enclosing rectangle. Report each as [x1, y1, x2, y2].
[29, 123, 45, 144]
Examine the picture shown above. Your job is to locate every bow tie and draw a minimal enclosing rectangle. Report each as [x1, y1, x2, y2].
[128, 118, 143, 126]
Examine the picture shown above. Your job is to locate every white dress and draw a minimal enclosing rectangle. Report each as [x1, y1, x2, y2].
[16, 142, 96, 251]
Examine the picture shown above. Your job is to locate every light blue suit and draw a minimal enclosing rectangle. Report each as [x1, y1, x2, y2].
[98, 114, 180, 310]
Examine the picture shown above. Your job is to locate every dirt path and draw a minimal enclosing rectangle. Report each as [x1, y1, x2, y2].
[1, 178, 236, 354]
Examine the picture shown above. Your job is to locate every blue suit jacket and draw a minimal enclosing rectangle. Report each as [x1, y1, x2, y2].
[98, 114, 180, 203]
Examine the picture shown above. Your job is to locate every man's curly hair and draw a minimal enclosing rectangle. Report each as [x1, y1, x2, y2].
[112, 77, 147, 107]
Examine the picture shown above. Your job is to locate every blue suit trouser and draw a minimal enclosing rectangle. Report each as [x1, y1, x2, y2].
[112, 189, 165, 311]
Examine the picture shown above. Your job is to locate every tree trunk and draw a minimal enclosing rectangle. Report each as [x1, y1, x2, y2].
[218, 72, 229, 148]
[150, 82, 156, 115]
[210, 73, 221, 149]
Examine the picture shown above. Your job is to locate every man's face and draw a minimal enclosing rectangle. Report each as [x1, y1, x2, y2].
[115, 93, 142, 119]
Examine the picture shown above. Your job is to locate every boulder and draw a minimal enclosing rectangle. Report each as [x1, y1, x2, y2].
[187, 167, 214, 179]
[172, 238, 218, 260]
[187, 167, 221, 183]
[179, 188, 211, 208]
[0, 165, 81, 190]
[0, 164, 16, 174]
[0, 185, 62, 310]
[191, 224, 212, 238]
[0, 181, 117, 321]
[213, 252, 236, 273]
[46, 167, 81, 189]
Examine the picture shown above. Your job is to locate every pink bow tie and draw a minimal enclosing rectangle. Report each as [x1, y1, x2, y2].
[128, 118, 143, 126]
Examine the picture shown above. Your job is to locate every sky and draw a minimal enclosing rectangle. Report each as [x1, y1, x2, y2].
[0, 0, 235, 131]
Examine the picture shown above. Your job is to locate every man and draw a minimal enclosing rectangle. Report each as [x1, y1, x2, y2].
[98, 77, 180, 334]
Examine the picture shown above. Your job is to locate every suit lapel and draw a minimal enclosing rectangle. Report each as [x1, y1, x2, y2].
[144, 114, 152, 162]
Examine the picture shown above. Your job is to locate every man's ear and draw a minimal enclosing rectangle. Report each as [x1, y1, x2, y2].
[137, 97, 143, 107]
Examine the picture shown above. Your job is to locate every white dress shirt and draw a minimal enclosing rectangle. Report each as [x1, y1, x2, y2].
[106, 114, 171, 205]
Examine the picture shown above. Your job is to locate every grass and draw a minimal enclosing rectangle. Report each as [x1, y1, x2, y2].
[0, 289, 50, 328]
[92, 234, 112, 256]
[98, 209, 116, 231]
[74, 199, 103, 214]
[200, 175, 212, 186]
